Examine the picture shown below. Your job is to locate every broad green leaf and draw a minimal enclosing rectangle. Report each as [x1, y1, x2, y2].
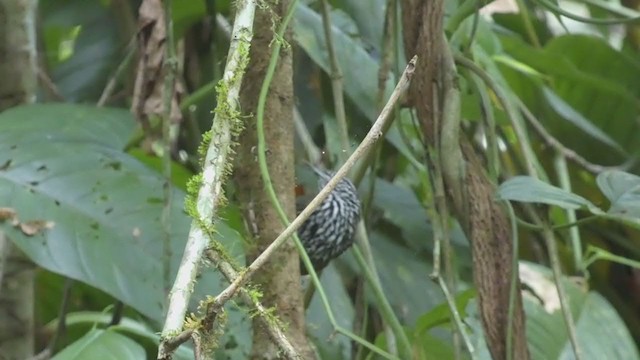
[597, 170, 640, 219]
[45, 311, 193, 360]
[557, 293, 640, 360]
[52, 328, 145, 360]
[0, 104, 249, 354]
[497, 176, 601, 212]
[415, 288, 476, 334]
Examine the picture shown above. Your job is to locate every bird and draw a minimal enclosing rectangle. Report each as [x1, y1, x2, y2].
[297, 166, 361, 275]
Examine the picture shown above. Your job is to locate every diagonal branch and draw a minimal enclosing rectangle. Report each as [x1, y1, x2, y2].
[211, 56, 417, 313]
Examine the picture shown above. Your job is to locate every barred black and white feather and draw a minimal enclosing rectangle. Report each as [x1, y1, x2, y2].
[298, 167, 360, 274]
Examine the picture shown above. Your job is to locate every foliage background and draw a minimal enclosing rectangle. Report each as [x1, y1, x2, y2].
[0, 0, 639, 359]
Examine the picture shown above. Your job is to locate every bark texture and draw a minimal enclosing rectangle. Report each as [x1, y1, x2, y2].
[234, 1, 314, 358]
[401, 1, 529, 359]
[0, 0, 37, 358]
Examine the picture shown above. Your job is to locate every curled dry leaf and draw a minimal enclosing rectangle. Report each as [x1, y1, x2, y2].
[19, 220, 55, 237]
[131, 0, 184, 142]
[0, 207, 17, 222]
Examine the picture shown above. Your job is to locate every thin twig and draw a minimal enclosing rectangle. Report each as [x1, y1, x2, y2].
[539, 216, 582, 359]
[29, 279, 74, 360]
[553, 154, 583, 271]
[108, 301, 124, 326]
[213, 55, 417, 312]
[37, 67, 64, 101]
[98, 43, 135, 107]
[161, 329, 193, 356]
[293, 108, 322, 164]
[162, 0, 178, 309]
[524, 204, 581, 360]
[454, 54, 540, 177]
[319, 0, 350, 163]
[158, 0, 257, 355]
[519, 100, 634, 174]
[319, 0, 403, 355]
[352, 246, 412, 355]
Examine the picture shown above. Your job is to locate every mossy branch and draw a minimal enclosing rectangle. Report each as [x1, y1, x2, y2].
[158, 0, 257, 358]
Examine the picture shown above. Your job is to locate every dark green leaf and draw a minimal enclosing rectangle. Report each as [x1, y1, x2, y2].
[497, 176, 601, 212]
[415, 288, 476, 334]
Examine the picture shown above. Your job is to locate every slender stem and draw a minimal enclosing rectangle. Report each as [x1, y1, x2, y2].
[454, 54, 540, 178]
[582, 245, 640, 270]
[527, 207, 582, 359]
[504, 202, 519, 360]
[516, 215, 598, 231]
[518, 99, 632, 174]
[98, 42, 135, 107]
[514, 0, 541, 47]
[180, 81, 216, 112]
[352, 246, 412, 356]
[162, 0, 177, 308]
[49, 279, 73, 354]
[554, 154, 583, 271]
[319, 0, 350, 163]
[437, 276, 476, 356]
[293, 108, 322, 164]
[543, 223, 582, 359]
[469, 74, 499, 180]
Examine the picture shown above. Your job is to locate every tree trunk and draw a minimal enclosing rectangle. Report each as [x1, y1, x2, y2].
[401, 1, 530, 359]
[234, 0, 315, 358]
[0, 0, 38, 358]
